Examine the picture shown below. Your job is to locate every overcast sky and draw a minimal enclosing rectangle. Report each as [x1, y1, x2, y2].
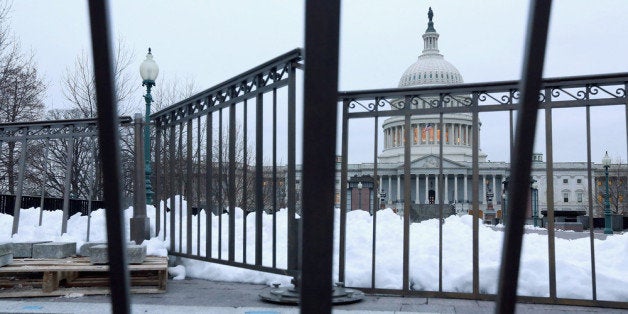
[9, 0, 628, 164]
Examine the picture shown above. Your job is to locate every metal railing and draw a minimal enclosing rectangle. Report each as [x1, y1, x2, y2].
[151, 49, 301, 277]
[337, 72, 628, 309]
[0, 117, 132, 235]
[16, 1, 622, 312]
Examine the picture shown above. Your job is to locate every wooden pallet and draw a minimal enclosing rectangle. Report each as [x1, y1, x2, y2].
[0, 256, 167, 298]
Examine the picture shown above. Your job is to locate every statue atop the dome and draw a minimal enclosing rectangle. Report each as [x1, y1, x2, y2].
[426, 7, 436, 32]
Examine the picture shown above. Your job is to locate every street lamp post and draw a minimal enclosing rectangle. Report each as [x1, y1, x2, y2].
[140, 48, 159, 205]
[531, 180, 539, 227]
[357, 181, 363, 210]
[602, 151, 613, 234]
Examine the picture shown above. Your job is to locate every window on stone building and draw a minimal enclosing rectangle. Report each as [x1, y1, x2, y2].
[563, 179, 568, 184]
[563, 192, 569, 203]
[577, 192, 583, 203]
[577, 178, 582, 184]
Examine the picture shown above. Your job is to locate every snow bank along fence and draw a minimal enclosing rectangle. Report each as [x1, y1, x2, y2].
[0, 117, 132, 235]
[151, 49, 302, 277]
[338, 73, 628, 307]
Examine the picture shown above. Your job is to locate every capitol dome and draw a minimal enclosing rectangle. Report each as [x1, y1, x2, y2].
[379, 7, 486, 164]
[398, 56, 463, 87]
[398, 7, 463, 88]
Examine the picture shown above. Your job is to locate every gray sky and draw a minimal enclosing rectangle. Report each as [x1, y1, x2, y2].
[9, 0, 628, 164]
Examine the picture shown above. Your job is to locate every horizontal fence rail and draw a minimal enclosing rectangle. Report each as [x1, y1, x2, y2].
[0, 194, 105, 216]
[337, 72, 628, 309]
[0, 117, 132, 236]
[152, 49, 302, 277]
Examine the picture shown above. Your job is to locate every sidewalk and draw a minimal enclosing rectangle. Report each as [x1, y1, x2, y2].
[0, 279, 625, 313]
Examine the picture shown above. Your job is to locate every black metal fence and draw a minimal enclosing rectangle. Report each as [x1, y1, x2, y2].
[0, 117, 132, 235]
[337, 72, 628, 308]
[151, 49, 301, 277]
[0, 194, 106, 216]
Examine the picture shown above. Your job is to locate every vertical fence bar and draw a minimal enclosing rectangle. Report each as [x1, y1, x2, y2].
[61, 134, 74, 234]
[255, 91, 263, 266]
[371, 105, 379, 289]
[402, 96, 411, 294]
[438, 112, 444, 292]
[272, 87, 277, 268]
[243, 99, 248, 263]
[496, 1, 552, 312]
[11, 138, 27, 235]
[186, 117, 193, 254]
[471, 93, 480, 297]
[196, 115, 201, 255]
[218, 110, 223, 259]
[287, 64, 297, 271]
[228, 102, 236, 262]
[339, 99, 349, 284]
[155, 120, 162, 237]
[585, 105, 597, 300]
[178, 122, 184, 252]
[544, 102, 557, 301]
[38, 138, 50, 226]
[86, 137, 97, 242]
[301, 0, 340, 311]
[87, 1, 131, 310]
[206, 111, 213, 258]
[169, 121, 176, 251]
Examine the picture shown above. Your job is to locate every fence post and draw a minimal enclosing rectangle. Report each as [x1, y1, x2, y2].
[131, 113, 150, 244]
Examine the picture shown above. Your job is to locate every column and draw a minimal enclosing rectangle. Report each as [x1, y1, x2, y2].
[384, 129, 387, 148]
[380, 176, 383, 194]
[435, 175, 439, 203]
[463, 174, 468, 203]
[478, 175, 486, 203]
[444, 174, 449, 204]
[468, 125, 472, 146]
[457, 124, 461, 145]
[388, 176, 392, 204]
[492, 175, 496, 194]
[454, 175, 458, 202]
[425, 174, 429, 203]
[396, 175, 401, 202]
[415, 175, 419, 204]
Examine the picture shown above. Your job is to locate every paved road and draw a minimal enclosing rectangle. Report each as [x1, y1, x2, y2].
[0, 279, 626, 313]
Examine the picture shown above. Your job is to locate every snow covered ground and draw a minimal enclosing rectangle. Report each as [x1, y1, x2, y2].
[0, 201, 626, 302]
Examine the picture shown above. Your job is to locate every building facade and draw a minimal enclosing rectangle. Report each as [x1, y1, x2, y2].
[339, 8, 624, 223]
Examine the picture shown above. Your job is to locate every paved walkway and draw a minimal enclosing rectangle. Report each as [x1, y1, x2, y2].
[0, 279, 626, 313]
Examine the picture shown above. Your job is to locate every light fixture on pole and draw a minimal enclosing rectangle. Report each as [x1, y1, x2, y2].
[357, 181, 363, 210]
[531, 180, 539, 227]
[602, 151, 613, 234]
[140, 48, 159, 205]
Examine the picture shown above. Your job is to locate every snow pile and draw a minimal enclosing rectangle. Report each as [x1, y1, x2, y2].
[0, 206, 167, 257]
[0, 201, 626, 302]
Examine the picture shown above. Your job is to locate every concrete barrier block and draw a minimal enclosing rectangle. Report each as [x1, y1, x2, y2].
[12, 241, 51, 258]
[127, 245, 147, 264]
[89, 244, 147, 265]
[89, 245, 109, 265]
[79, 242, 107, 256]
[32, 242, 76, 259]
[0, 253, 13, 267]
[0, 243, 12, 256]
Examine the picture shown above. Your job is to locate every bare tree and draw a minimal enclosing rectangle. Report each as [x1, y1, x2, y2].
[0, 1, 47, 195]
[151, 74, 197, 112]
[61, 38, 138, 118]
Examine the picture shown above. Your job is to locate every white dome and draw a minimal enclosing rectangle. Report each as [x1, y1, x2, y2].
[397, 7, 463, 88]
[398, 54, 463, 87]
